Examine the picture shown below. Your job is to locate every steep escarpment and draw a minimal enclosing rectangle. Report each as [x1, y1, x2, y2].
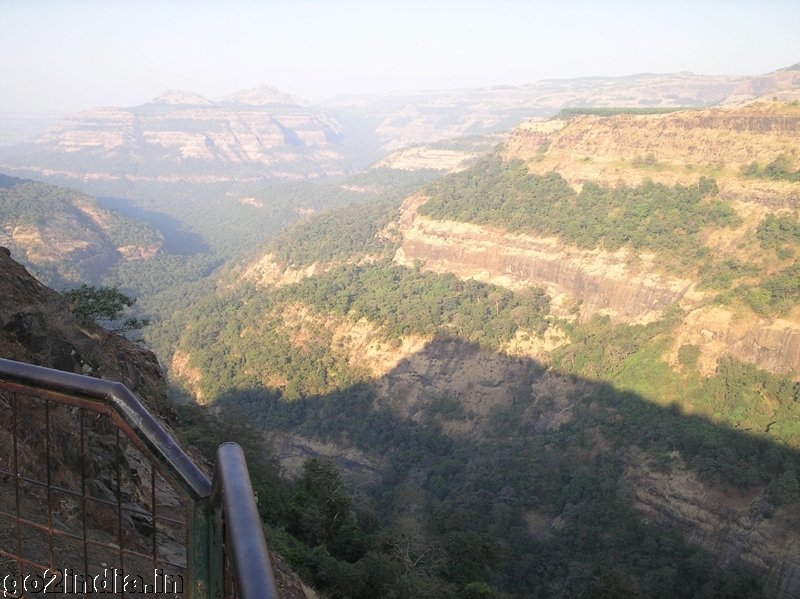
[395, 196, 800, 377]
[395, 196, 700, 324]
[395, 104, 800, 378]
[622, 450, 800, 599]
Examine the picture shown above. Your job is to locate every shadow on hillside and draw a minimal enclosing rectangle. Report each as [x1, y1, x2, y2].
[211, 339, 800, 599]
[97, 196, 210, 255]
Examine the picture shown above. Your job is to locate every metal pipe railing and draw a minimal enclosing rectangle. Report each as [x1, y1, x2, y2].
[211, 443, 279, 599]
[0, 357, 279, 599]
[0, 357, 210, 501]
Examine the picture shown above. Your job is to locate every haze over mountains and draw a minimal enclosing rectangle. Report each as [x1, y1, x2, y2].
[2, 65, 799, 189]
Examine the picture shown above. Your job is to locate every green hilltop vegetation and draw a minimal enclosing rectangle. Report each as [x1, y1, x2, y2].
[265, 197, 402, 267]
[0, 177, 160, 250]
[741, 153, 800, 183]
[555, 106, 696, 119]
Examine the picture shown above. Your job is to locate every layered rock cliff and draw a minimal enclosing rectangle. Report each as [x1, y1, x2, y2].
[505, 103, 800, 207]
[395, 196, 701, 324]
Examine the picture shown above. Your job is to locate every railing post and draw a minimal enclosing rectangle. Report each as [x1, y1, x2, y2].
[187, 496, 222, 599]
[209, 496, 225, 598]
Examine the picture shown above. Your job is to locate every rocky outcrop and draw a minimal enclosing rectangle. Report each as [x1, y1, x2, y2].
[668, 306, 800, 377]
[0, 248, 312, 598]
[0, 246, 171, 416]
[721, 64, 800, 105]
[240, 253, 334, 288]
[0, 247, 183, 572]
[373, 147, 478, 172]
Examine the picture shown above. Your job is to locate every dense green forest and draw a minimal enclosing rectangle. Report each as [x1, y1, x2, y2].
[419, 155, 738, 265]
[266, 197, 402, 267]
[0, 165, 445, 325]
[98, 167, 442, 297]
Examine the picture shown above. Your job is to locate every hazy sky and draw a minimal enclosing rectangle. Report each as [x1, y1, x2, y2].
[1, 0, 799, 112]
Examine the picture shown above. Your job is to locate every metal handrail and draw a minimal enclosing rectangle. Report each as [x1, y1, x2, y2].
[0, 357, 210, 500]
[0, 357, 279, 599]
[211, 443, 279, 599]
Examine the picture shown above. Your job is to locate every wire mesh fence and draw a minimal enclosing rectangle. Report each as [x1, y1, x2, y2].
[0, 358, 279, 599]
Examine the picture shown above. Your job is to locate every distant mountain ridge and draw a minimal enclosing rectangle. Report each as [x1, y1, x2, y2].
[0, 86, 348, 185]
[326, 70, 748, 150]
[2, 64, 798, 186]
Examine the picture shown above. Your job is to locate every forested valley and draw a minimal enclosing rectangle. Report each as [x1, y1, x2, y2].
[2, 98, 800, 598]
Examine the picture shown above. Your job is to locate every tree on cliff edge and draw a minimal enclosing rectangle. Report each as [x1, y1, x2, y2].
[63, 284, 149, 335]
